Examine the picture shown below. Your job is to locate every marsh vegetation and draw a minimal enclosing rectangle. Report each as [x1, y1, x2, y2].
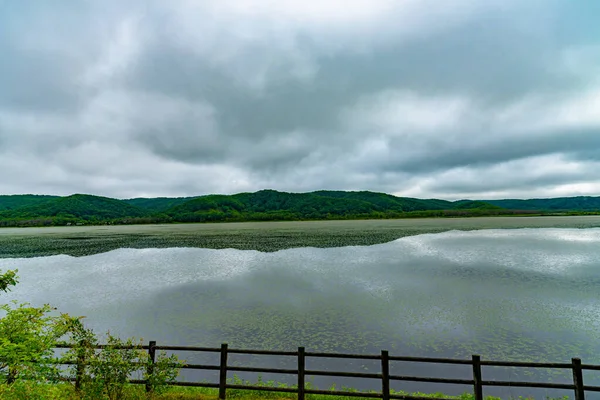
[1, 216, 600, 258]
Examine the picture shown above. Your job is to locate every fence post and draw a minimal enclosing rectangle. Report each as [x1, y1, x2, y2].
[75, 339, 87, 392]
[146, 340, 157, 393]
[572, 358, 585, 400]
[381, 350, 390, 400]
[472, 355, 483, 400]
[298, 347, 306, 400]
[219, 343, 229, 400]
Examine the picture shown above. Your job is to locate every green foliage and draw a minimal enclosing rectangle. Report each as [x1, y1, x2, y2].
[487, 196, 600, 211]
[0, 301, 73, 383]
[3, 189, 600, 228]
[146, 351, 181, 395]
[60, 322, 183, 400]
[0, 195, 59, 211]
[0, 294, 181, 399]
[313, 190, 454, 211]
[0, 269, 18, 293]
[453, 200, 504, 210]
[0, 375, 576, 400]
[0, 194, 149, 227]
[0, 380, 77, 400]
[162, 190, 510, 223]
[81, 334, 146, 400]
[124, 197, 198, 213]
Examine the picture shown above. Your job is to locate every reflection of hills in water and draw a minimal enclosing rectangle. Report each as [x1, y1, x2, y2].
[0, 229, 421, 258]
[2, 216, 600, 258]
[4, 228, 600, 396]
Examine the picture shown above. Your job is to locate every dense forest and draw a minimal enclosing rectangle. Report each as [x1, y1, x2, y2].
[486, 196, 600, 211]
[0, 190, 598, 227]
[0, 194, 59, 211]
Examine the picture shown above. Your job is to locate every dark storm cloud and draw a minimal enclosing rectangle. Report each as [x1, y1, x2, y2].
[430, 165, 594, 195]
[0, 0, 599, 198]
[128, 4, 569, 143]
[378, 129, 600, 174]
[0, 47, 83, 113]
[0, 1, 104, 113]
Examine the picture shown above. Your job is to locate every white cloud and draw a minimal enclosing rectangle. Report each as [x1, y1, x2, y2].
[158, 0, 520, 89]
[0, 0, 599, 199]
[343, 90, 470, 134]
[81, 16, 144, 88]
[562, 44, 600, 82]
[396, 154, 600, 200]
[491, 88, 600, 133]
[206, 0, 397, 25]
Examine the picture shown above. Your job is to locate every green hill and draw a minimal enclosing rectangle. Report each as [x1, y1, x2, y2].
[162, 189, 503, 222]
[487, 196, 600, 211]
[124, 196, 198, 213]
[453, 200, 504, 210]
[165, 190, 381, 221]
[2, 190, 599, 227]
[0, 194, 59, 211]
[0, 194, 149, 225]
[312, 190, 454, 211]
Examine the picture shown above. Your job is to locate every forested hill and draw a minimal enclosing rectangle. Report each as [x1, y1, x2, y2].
[0, 194, 59, 211]
[0, 190, 598, 227]
[162, 190, 502, 222]
[486, 196, 600, 211]
[123, 196, 198, 213]
[0, 194, 148, 225]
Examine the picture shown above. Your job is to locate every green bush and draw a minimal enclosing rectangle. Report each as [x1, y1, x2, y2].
[0, 301, 73, 383]
[0, 269, 18, 293]
[61, 322, 183, 400]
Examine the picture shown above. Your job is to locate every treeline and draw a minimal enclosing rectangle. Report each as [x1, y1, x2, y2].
[0, 190, 598, 227]
[486, 196, 600, 211]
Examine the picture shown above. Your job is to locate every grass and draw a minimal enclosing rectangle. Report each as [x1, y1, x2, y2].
[0, 378, 571, 400]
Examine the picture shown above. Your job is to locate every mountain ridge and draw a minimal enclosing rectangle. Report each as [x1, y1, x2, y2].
[1, 190, 598, 227]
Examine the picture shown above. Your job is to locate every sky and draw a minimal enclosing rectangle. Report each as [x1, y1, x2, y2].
[1, 0, 600, 200]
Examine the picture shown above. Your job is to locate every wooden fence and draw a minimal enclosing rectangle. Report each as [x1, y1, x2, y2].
[51, 342, 600, 400]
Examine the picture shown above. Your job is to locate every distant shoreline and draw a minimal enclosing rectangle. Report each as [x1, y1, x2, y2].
[2, 215, 599, 258]
[1, 209, 599, 229]
[2, 190, 600, 229]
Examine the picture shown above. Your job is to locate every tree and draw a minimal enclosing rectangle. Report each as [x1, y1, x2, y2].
[0, 271, 183, 395]
[0, 270, 18, 293]
[0, 301, 73, 383]
[0, 269, 75, 383]
[61, 321, 182, 399]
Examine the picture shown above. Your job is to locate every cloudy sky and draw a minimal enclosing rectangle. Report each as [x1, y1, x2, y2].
[1, 0, 599, 200]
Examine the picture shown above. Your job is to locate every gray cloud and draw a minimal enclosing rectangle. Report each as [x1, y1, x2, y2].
[379, 129, 600, 174]
[0, 0, 599, 199]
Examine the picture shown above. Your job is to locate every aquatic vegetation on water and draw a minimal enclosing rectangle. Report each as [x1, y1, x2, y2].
[1, 217, 599, 258]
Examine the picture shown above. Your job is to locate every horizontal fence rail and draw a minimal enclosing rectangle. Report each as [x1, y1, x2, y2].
[39, 342, 600, 400]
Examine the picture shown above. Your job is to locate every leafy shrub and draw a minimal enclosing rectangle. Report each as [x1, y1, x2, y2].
[0, 301, 73, 383]
[62, 321, 183, 400]
[0, 269, 18, 293]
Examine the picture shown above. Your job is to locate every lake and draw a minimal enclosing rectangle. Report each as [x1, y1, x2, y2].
[2, 218, 600, 398]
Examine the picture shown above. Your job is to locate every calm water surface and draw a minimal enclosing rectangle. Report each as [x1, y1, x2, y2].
[3, 228, 600, 398]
